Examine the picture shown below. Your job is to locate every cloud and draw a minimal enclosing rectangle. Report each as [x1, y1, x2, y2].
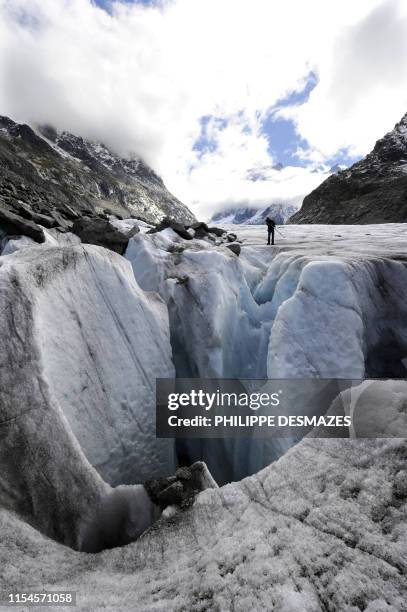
[0, 0, 406, 218]
[281, 0, 407, 159]
[170, 113, 329, 219]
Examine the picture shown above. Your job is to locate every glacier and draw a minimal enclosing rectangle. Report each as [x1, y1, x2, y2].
[125, 223, 407, 481]
[126, 223, 407, 380]
[1, 436, 406, 610]
[0, 222, 407, 609]
[0, 242, 175, 550]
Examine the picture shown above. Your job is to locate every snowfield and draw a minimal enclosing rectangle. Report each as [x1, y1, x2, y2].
[0, 223, 407, 609]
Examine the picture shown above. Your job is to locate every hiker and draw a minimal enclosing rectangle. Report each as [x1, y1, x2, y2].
[265, 217, 275, 245]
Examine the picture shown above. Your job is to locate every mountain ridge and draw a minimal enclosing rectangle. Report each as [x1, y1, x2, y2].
[290, 112, 407, 224]
[210, 203, 298, 226]
[0, 116, 195, 230]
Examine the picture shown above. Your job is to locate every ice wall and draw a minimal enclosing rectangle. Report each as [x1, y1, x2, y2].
[126, 227, 407, 482]
[265, 257, 407, 378]
[0, 244, 174, 548]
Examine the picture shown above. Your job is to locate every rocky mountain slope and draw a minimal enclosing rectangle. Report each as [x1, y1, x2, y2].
[0, 116, 195, 229]
[291, 112, 407, 223]
[211, 202, 298, 225]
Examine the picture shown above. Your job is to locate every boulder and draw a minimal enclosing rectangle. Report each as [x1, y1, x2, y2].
[73, 217, 140, 254]
[31, 211, 57, 228]
[104, 208, 124, 220]
[49, 210, 73, 230]
[145, 462, 217, 510]
[148, 218, 192, 240]
[208, 226, 226, 237]
[10, 201, 35, 219]
[0, 207, 45, 242]
[194, 223, 210, 239]
[225, 243, 241, 256]
[61, 203, 81, 220]
[190, 221, 209, 231]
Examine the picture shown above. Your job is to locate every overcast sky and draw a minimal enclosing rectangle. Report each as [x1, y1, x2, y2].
[1, 0, 407, 219]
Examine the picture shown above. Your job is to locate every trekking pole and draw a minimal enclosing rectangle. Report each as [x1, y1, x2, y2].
[275, 226, 285, 238]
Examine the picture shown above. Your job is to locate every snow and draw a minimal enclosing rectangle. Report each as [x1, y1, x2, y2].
[0, 228, 81, 255]
[126, 226, 275, 481]
[210, 203, 298, 226]
[223, 221, 407, 254]
[1, 234, 37, 254]
[108, 216, 153, 234]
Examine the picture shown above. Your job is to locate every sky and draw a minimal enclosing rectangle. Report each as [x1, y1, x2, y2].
[1, 0, 407, 219]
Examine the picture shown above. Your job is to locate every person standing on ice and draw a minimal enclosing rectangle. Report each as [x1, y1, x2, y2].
[266, 217, 275, 245]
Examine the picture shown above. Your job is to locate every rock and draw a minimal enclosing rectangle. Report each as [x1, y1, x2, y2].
[0, 207, 45, 242]
[190, 221, 209, 232]
[148, 218, 192, 240]
[72, 217, 140, 254]
[208, 226, 226, 237]
[104, 208, 123, 220]
[31, 211, 57, 228]
[189, 221, 209, 239]
[11, 201, 35, 220]
[226, 232, 237, 242]
[61, 203, 81, 220]
[145, 462, 217, 510]
[225, 242, 241, 256]
[49, 210, 73, 230]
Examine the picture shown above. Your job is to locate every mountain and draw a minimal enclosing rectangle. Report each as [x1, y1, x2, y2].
[329, 163, 347, 174]
[246, 162, 284, 182]
[291, 112, 407, 224]
[0, 116, 195, 229]
[210, 203, 298, 225]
